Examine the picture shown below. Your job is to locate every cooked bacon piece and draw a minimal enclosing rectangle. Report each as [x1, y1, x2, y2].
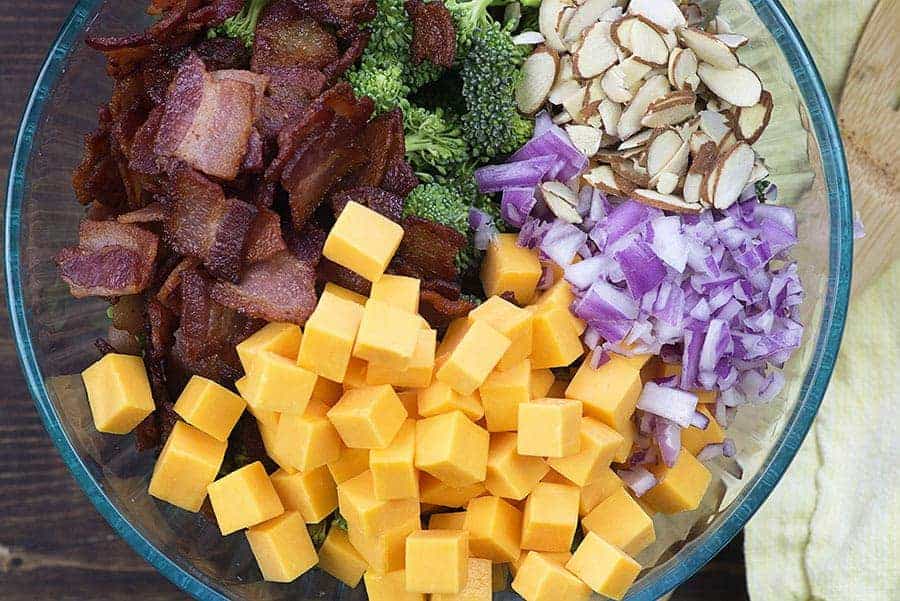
[331, 187, 403, 223]
[187, 0, 245, 30]
[252, 0, 339, 72]
[285, 222, 327, 266]
[210, 250, 318, 324]
[147, 298, 177, 361]
[393, 216, 465, 281]
[56, 220, 159, 298]
[405, 0, 456, 68]
[381, 159, 420, 197]
[72, 108, 128, 208]
[258, 66, 328, 141]
[419, 289, 476, 331]
[323, 28, 372, 82]
[241, 128, 265, 173]
[194, 37, 252, 71]
[211, 69, 270, 116]
[117, 202, 169, 224]
[422, 276, 462, 300]
[244, 208, 288, 264]
[292, 0, 376, 26]
[317, 258, 372, 296]
[339, 109, 405, 191]
[129, 106, 166, 176]
[157, 256, 202, 312]
[155, 53, 257, 180]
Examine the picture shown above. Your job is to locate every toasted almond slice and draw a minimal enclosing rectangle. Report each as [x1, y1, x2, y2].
[610, 16, 636, 51]
[579, 99, 602, 123]
[612, 168, 638, 195]
[583, 164, 622, 195]
[641, 90, 696, 128]
[699, 109, 731, 143]
[574, 22, 619, 78]
[632, 189, 701, 213]
[539, 0, 569, 52]
[512, 31, 546, 45]
[676, 27, 739, 70]
[617, 74, 670, 140]
[541, 182, 583, 223]
[732, 90, 773, 144]
[566, 124, 603, 156]
[718, 130, 739, 154]
[599, 6, 623, 22]
[748, 158, 769, 184]
[711, 142, 754, 209]
[708, 16, 733, 35]
[599, 132, 619, 148]
[621, 57, 654, 87]
[563, 0, 617, 44]
[618, 128, 654, 150]
[553, 110, 574, 125]
[549, 79, 583, 105]
[667, 47, 682, 84]
[610, 157, 652, 188]
[669, 47, 699, 91]
[587, 77, 606, 105]
[646, 129, 683, 176]
[516, 46, 559, 114]
[600, 65, 633, 103]
[561, 86, 589, 123]
[651, 135, 690, 183]
[687, 140, 719, 205]
[597, 98, 622, 138]
[656, 171, 680, 195]
[716, 33, 749, 49]
[697, 63, 762, 107]
[558, 6, 576, 44]
[662, 30, 678, 51]
[628, 16, 671, 67]
[626, 0, 686, 31]
[690, 130, 714, 154]
[557, 54, 575, 83]
[587, 112, 605, 128]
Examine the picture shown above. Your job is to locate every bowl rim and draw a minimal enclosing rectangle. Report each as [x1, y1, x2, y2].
[4, 1, 852, 599]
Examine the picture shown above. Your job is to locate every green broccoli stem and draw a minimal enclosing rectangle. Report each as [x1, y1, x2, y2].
[208, 0, 270, 48]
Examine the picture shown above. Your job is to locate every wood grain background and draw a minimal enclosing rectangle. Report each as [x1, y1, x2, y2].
[0, 3, 748, 599]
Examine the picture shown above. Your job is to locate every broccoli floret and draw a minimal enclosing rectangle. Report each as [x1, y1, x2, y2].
[404, 182, 470, 234]
[347, 61, 410, 114]
[207, 0, 270, 48]
[404, 105, 469, 178]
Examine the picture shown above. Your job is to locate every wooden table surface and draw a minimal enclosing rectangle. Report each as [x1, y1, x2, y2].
[0, 3, 748, 599]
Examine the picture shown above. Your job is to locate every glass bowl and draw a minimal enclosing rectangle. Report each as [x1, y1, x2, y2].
[5, 1, 852, 599]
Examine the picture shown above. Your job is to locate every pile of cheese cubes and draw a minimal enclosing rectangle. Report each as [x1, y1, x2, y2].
[79, 201, 728, 600]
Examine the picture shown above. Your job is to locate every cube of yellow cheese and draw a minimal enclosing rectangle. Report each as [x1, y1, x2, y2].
[436, 320, 511, 395]
[432, 558, 492, 601]
[565, 354, 642, 431]
[349, 514, 418, 574]
[81, 353, 155, 434]
[396, 390, 419, 418]
[419, 473, 486, 507]
[353, 299, 421, 368]
[148, 421, 226, 512]
[511, 552, 591, 601]
[274, 400, 342, 472]
[566, 532, 641, 600]
[236, 322, 301, 373]
[246, 352, 317, 414]
[207, 462, 284, 535]
[257, 422, 293, 470]
[246, 511, 317, 582]
[533, 279, 586, 336]
[318, 527, 368, 587]
[509, 551, 571, 577]
[418, 380, 484, 421]
[404, 530, 469, 594]
[370, 419, 418, 500]
[614, 419, 637, 464]
[479, 359, 531, 432]
[642, 449, 712, 514]
[365, 570, 426, 601]
[521, 482, 580, 552]
[615, 352, 653, 371]
[367, 329, 436, 389]
[435, 318, 471, 364]
[415, 411, 489, 487]
[270, 465, 338, 523]
[546, 417, 624, 486]
[310, 376, 343, 405]
[327, 384, 408, 449]
[324, 282, 368, 305]
[528, 305, 584, 369]
[235, 376, 279, 429]
[484, 432, 548, 500]
[429, 511, 467, 530]
[581, 487, 655, 555]
[517, 399, 583, 458]
[338, 470, 420, 537]
[530, 368, 555, 399]
[579, 467, 624, 516]
[323, 200, 404, 281]
[343, 358, 369, 390]
[464, 496, 522, 563]
[370, 274, 420, 313]
[297, 291, 364, 383]
[327, 446, 370, 484]
[468, 295, 533, 370]
[681, 405, 726, 456]
[480, 233, 542, 305]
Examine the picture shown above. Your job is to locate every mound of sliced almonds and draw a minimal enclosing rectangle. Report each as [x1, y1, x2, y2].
[515, 0, 773, 213]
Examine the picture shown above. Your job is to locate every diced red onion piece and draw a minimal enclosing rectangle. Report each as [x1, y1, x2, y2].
[654, 417, 682, 467]
[501, 187, 537, 228]
[636, 382, 699, 428]
[690, 410, 710, 430]
[474, 156, 556, 193]
[617, 467, 658, 497]
[540, 220, 587, 267]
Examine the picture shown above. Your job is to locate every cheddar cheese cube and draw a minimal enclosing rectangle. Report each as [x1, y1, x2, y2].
[324, 281, 367, 305]
[468, 295, 533, 370]
[511, 552, 591, 601]
[297, 290, 364, 382]
[365, 570, 425, 601]
[274, 400, 342, 471]
[509, 551, 571, 577]
[565, 354, 642, 430]
[246, 511, 317, 582]
[81, 353, 155, 434]
[415, 411, 489, 487]
[616, 352, 654, 371]
[367, 329, 436, 389]
[566, 532, 641, 600]
[642, 449, 712, 514]
[429, 511, 467, 530]
[484, 432, 548, 500]
[615, 419, 637, 464]
[207, 462, 284, 535]
[310, 376, 343, 405]
[432, 558, 492, 601]
[338, 470, 420, 537]
[258, 421, 293, 470]
[480, 233, 542, 305]
[418, 380, 484, 421]
[533, 279, 586, 335]
[323, 200, 404, 281]
[349, 514, 419, 574]
[529, 368, 555, 399]
[419, 473, 486, 507]
[517, 399, 583, 458]
[404, 530, 469, 594]
[353, 299, 421, 367]
[579, 467, 624, 516]
[327, 446, 370, 484]
[370, 274, 420, 313]
[236, 322, 301, 373]
[343, 358, 369, 390]
[436, 320, 511, 395]
[148, 421, 226, 512]
[521, 482, 580, 552]
[246, 352, 317, 414]
[546, 417, 624, 486]
[327, 384, 408, 449]
[479, 359, 531, 432]
[318, 527, 368, 587]
[172, 376, 246, 442]
[528, 305, 584, 369]
[681, 405, 726, 456]
[582, 487, 655, 555]
[235, 376, 279, 429]
[270, 465, 338, 523]
[370, 419, 418, 500]
[464, 496, 522, 563]
[435, 318, 471, 364]
[396, 390, 419, 418]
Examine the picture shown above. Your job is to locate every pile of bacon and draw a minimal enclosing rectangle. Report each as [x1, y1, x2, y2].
[57, 0, 473, 450]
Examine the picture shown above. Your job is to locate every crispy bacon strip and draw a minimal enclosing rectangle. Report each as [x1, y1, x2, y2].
[331, 187, 403, 223]
[406, 0, 456, 68]
[393, 216, 466, 281]
[244, 208, 288, 264]
[419, 289, 476, 332]
[252, 0, 339, 72]
[72, 107, 128, 208]
[381, 159, 420, 197]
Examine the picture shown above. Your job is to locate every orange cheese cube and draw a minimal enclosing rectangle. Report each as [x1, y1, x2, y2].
[310, 376, 343, 405]
[657, 361, 682, 379]
[274, 400, 342, 471]
[528, 305, 584, 369]
[565, 355, 642, 430]
[546, 417, 624, 486]
[370, 419, 419, 500]
[509, 550, 571, 577]
[297, 290, 364, 383]
[419, 473, 486, 507]
[511, 552, 591, 601]
[464, 496, 522, 563]
[517, 399, 583, 458]
[418, 380, 484, 421]
[318, 527, 368, 587]
[468, 295, 533, 369]
[327, 446, 370, 484]
[436, 320, 511, 395]
[521, 482, 580, 552]
[236, 322, 301, 373]
[148, 421, 226, 512]
[81, 353, 155, 434]
[484, 432, 549, 500]
[415, 411, 489, 487]
[327, 385, 408, 449]
[479, 359, 531, 432]
[172, 375, 246, 441]
[246, 511, 317, 582]
[364, 570, 426, 601]
[404, 530, 469, 594]
[681, 405, 726, 455]
[581, 487, 655, 555]
[616, 352, 653, 370]
[324, 281, 367, 305]
[324, 201, 404, 281]
[257, 422, 293, 470]
[542, 469, 576, 486]
[246, 351, 317, 414]
[432, 558, 492, 601]
[533, 279, 586, 335]
[614, 419, 637, 463]
[367, 329, 436, 389]
[353, 299, 421, 367]
[566, 532, 641, 600]
[370, 274, 420, 313]
[349, 514, 419, 574]
[642, 449, 712, 514]
[343, 358, 369, 390]
[579, 467, 624, 516]
[429, 511, 467, 530]
[270, 465, 338, 523]
[207, 462, 284, 535]
[435, 318, 471, 364]
[529, 368, 555, 399]
[396, 390, 419, 418]
[480, 233, 542, 304]
[235, 376, 280, 429]
[338, 470, 420, 537]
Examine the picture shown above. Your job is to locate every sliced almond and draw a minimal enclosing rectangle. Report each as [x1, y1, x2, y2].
[697, 63, 762, 107]
[561, 86, 589, 123]
[579, 99, 602, 123]
[549, 79, 583, 105]
[539, 0, 569, 52]
[516, 46, 559, 114]
[610, 16, 636, 51]
[583, 164, 622, 195]
[626, 0, 686, 31]
[558, 6, 577, 47]
[748, 158, 769, 184]
[656, 171, 680, 195]
[669, 47, 699, 91]
[699, 109, 731, 143]
[646, 129, 683, 176]
[612, 168, 638, 195]
[676, 27, 739, 70]
[618, 128, 654, 150]
[610, 157, 652, 188]
[586, 112, 605, 129]
[563, 0, 617, 44]
[587, 77, 606, 105]
[687, 140, 718, 205]
[621, 57, 654, 87]
[597, 98, 622, 138]
[599, 6, 623, 22]
[599, 132, 619, 148]
[632, 189, 702, 213]
[732, 90, 773, 144]
[557, 54, 574, 83]
[716, 33, 749, 49]
[641, 90, 696, 128]
[718, 130, 739, 154]
[617, 74, 670, 140]
[690, 130, 714, 154]
[600, 64, 634, 103]
[683, 172, 704, 205]
[566, 124, 603, 156]
[662, 30, 678, 51]
[710, 142, 754, 209]
[627, 16, 671, 66]
[708, 16, 733, 35]
[553, 110, 574, 125]
[574, 22, 619, 78]
[541, 181, 583, 223]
